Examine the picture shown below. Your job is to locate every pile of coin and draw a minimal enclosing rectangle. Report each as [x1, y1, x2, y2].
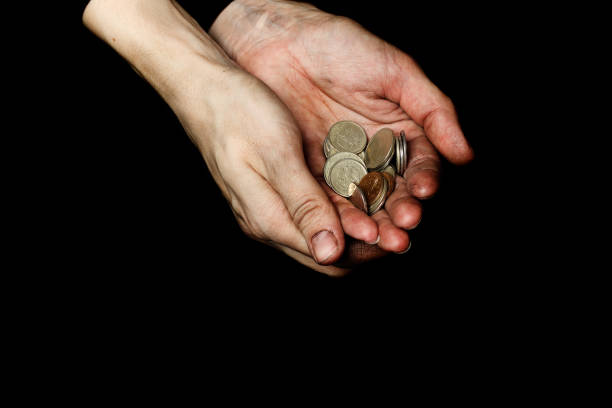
[323, 120, 408, 215]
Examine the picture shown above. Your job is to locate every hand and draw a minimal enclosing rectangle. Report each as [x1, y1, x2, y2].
[210, 0, 474, 254]
[83, 0, 365, 275]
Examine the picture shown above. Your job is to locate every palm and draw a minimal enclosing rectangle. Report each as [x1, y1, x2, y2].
[239, 18, 414, 174]
[211, 3, 472, 257]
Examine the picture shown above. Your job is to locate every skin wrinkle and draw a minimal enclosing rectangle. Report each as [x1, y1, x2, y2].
[212, 3, 452, 255]
[86, 0, 472, 272]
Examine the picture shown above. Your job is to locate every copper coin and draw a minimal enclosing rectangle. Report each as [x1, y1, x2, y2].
[358, 172, 386, 205]
[381, 171, 395, 199]
[348, 183, 368, 212]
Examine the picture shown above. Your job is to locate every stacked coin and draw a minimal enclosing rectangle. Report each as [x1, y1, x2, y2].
[323, 121, 367, 159]
[323, 121, 408, 215]
[323, 152, 368, 197]
[395, 130, 408, 176]
[358, 172, 388, 214]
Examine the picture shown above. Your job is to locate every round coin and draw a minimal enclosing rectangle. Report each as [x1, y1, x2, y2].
[358, 172, 386, 206]
[382, 164, 396, 177]
[368, 177, 388, 214]
[324, 137, 339, 158]
[398, 130, 407, 175]
[348, 183, 368, 213]
[395, 135, 401, 175]
[324, 151, 367, 186]
[365, 128, 395, 170]
[328, 158, 368, 197]
[381, 171, 395, 199]
[327, 121, 368, 154]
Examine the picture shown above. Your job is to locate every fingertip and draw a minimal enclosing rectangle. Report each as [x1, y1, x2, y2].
[450, 135, 475, 166]
[378, 222, 410, 253]
[409, 171, 439, 199]
[393, 201, 422, 230]
[449, 143, 475, 165]
[311, 229, 343, 265]
[345, 212, 378, 243]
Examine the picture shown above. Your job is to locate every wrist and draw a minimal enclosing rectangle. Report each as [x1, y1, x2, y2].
[83, 0, 240, 106]
[210, 0, 328, 63]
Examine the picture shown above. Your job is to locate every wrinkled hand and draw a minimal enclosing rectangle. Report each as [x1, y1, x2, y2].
[211, 0, 474, 256]
[84, 0, 366, 276]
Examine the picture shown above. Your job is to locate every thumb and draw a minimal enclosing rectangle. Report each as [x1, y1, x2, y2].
[268, 156, 345, 265]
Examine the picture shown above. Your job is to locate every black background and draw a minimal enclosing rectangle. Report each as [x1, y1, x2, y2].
[61, 1, 547, 312]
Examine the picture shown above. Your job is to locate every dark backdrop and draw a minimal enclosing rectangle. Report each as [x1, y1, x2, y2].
[69, 1, 535, 310]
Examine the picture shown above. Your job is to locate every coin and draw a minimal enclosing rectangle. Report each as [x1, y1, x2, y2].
[324, 152, 367, 197]
[368, 177, 388, 214]
[395, 135, 401, 175]
[381, 171, 395, 199]
[365, 128, 395, 170]
[324, 151, 366, 184]
[324, 137, 339, 158]
[382, 164, 396, 177]
[327, 121, 368, 154]
[329, 160, 368, 197]
[358, 172, 385, 205]
[397, 130, 407, 175]
[348, 183, 368, 212]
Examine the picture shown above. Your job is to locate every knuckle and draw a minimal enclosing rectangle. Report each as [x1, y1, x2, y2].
[440, 94, 455, 110]
[290, 195, 326, 233]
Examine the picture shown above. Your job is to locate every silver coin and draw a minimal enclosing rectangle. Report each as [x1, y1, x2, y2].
[395, 136, 402, 175]
[358, 151, 366, 161]
[398, 130, 407, 175]
[323, 137, 330, 157]
[328, 158, 368, 197]
[365, 128, 395, 170]
[382, 164, 396, 177]
[372, 153, 394, 172]
[327, 121, 368, 154]
[324, 152, 367, 192]
[324, 137, 339, 158]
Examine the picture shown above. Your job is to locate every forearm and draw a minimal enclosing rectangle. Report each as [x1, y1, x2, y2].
[83, 0, 240, 108]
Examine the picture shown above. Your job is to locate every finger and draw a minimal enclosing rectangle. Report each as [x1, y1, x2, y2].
[275, 244, 351, 277]
[322, 182, 379, 244]
[403, 135, 441, 199]
[386, 53, 474, 164]
[371, 209, 410, 253]
[384, 177, 422, 230]
[334, 237, 388, 267]
[268, 157, 345, 265]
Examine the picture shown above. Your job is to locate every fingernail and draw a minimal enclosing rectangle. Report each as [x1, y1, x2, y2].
[366, 235, 380, 245]
[311, 230, 338, 264]
[397, 241, 412, 254]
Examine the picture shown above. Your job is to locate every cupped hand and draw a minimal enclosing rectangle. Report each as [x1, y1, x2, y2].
[210, 0, 474, 254]
[83, 0, 366, 275]
[177, 68, 362, 275]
